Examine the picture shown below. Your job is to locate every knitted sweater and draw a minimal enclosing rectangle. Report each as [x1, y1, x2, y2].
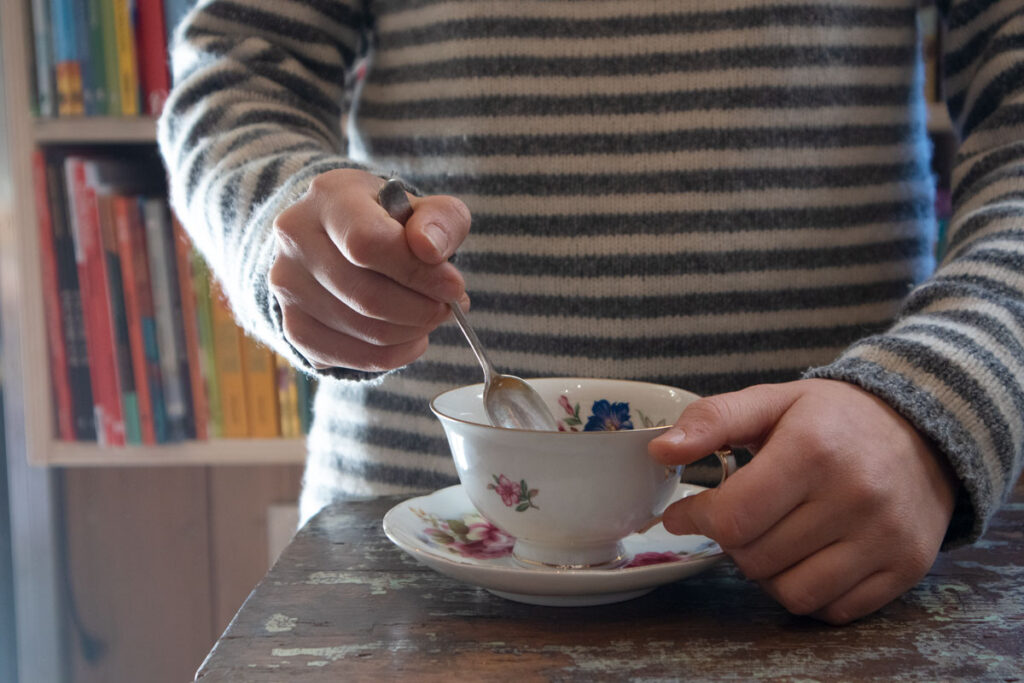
[158, 0, 1024, 540]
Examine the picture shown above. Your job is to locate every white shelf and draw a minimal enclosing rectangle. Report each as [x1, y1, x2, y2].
[45, 438, 307, 467]
[34, 116, 158, 144]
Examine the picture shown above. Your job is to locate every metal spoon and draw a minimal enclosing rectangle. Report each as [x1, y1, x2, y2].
[377, 179, 559, 431]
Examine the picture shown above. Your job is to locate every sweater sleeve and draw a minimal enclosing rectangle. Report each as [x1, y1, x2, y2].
[805, 0, 1024, 547]
[157, 0, 385, 379]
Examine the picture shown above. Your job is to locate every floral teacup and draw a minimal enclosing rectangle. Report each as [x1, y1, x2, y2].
[431, 377, 717, 569]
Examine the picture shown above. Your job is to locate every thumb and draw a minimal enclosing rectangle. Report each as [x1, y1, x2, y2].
[648, 383, 799, 465]
[405, 194, 472, 265]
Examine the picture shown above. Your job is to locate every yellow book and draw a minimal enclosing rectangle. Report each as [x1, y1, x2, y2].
[241, 336, 280, 438]
[209, 284, 248, 437]
[275, 355, 301, 438]
[112, 0, 140, 115]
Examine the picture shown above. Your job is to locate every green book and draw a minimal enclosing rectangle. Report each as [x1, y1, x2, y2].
[86, 0, 108, 115]
[190, 253, 223, 438]
[99, 0, 121, 116]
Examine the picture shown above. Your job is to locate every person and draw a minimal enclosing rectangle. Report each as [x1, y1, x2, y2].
[158, 1, 1024, 625]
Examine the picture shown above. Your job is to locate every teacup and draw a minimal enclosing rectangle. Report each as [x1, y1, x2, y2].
[431, 377, 732, 569]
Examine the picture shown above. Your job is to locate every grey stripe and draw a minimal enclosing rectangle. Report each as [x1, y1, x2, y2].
[466, 281, 914, 319]
[456, 238, 931, 277]
[323, 453, 458, 490]
[371, 46, 916, 84]
[370, 124, 921, 158]
[358, 85, 912, 119]
[414, 163, 929, 198]
[466, 200, 932, 238]
[382, 5, 912, 45]
[430, 322, 887, 359]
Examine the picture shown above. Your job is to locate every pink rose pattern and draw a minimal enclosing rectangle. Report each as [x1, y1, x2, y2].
[624, 551, 683, 568]
[487, 474, 539, 511]
[412, 508, 515, 559]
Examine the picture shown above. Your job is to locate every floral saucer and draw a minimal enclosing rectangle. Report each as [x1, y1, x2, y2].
[382, 483, 724, 606]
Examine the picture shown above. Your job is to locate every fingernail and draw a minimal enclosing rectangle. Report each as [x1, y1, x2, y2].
[655, 428, 686, 447]
[424, 224, 449, 257]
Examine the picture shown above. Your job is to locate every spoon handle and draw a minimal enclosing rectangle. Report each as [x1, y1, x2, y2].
[377, 179, 497, 382]
[448, 301, 497, 381]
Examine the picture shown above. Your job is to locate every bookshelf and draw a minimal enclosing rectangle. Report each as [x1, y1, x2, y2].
[0, 0, 306, 467]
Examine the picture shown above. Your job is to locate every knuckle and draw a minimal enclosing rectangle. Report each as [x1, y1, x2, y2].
[775, 583, 821, 616]
[341, 227, 377, 268]
[734, 549, 773, 581]
[682, 397, 729, 438]
[705, 505, 749, 549]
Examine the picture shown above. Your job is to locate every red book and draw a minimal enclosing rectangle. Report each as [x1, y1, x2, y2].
[64, 157, 126, 447]
[171, 216, 209, 440]
[113, 196, 157, 444]
[134, 0, 170, 116]
[33, 150, 75, 441]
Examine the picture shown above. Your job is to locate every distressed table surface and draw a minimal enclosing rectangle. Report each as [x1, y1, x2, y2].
[196, 479, 1024, 681]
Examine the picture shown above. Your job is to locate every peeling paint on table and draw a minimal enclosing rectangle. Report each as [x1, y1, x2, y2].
[196, 479, 1024, 681]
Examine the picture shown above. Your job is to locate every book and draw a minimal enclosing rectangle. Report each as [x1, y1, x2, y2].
[64, 156, 125, 446]
[69, 0, 98, 115]
[295, 372, 315, 435]
[99, 0, 122, 115]
[113, 195, 163, 444]
[85, 0, 110, 115]
[209, 282, 249, 438]
[172, 218, 209, 440]
[163, 0, 193, 44]
[30, 0, 57, 117]
[135, 0, 171, 116]
[44, 155, 96, 440]
[240, 335, 280, 438]
[142, 197, 190, 440]
[33, 151, 75, 440]
[95, 192, 141, 444]
[112, 0, 141, 116]
[190, 254, 222, 438]
[275, 355, 300, 438]
[49, 0, 84, 115]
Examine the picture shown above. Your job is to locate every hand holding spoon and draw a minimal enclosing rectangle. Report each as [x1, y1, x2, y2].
[377, 179, 559, 431]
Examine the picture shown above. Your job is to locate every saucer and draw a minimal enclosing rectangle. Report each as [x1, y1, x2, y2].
[382, 483, 724, 606]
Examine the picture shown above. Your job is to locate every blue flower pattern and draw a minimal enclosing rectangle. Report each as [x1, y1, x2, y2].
[583, 400, 633, 431]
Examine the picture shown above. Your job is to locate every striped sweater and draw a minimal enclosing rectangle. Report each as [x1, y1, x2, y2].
[158, 0, 1024, 541]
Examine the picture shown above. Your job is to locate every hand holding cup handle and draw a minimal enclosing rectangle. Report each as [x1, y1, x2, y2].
[638, 448, 738, 534]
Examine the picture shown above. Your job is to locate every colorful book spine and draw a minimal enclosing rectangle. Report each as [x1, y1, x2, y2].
[275, 355, 300, 438]
[69, 0, 97, 115]
[142, 197, 189, 440]
[45, 155, 96, 440]
[30, 0, 57, 117]
[210, 283, 249, 438]
[113, 196, 160, 444]
[99, 0, 122, 115]
[295, 373, 315, 435]
[85, 0, 109, 115]
[172, 218, 209, 440]
[135, 0, 171, 116]
[33, 151, 75, 440]
[112, 0, 140, 116]
[241, 335, 280, 438]
[190, 254, 222, 438]
[64, 157, 125, 446]
[49, 0, 84, 115]
[95, 192, 141, 444]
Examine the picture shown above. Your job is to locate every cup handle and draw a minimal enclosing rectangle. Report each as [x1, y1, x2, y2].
[638, 447, 738, 534]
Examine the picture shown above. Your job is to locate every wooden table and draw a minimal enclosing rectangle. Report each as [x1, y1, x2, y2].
[196, 479, 1024, 681]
